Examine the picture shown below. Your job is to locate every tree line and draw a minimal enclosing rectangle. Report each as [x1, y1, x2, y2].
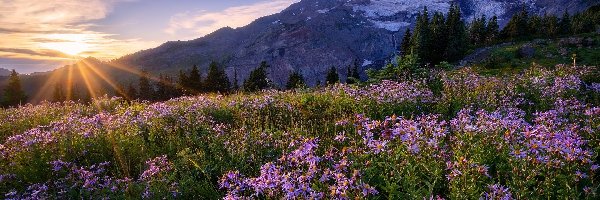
[401, 4, 600, 66]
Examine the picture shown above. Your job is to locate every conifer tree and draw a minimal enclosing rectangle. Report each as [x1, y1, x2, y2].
[542, 14, 559, 38]
[502, 7, 529, 40]
[325, 66, 340, 85]
[243, 61, 270, 92]
[2, 70, 27, 107]
[469, 15, 487, 47]
[232, 67, 239, 91]
[138, 70, 153, 101]
[188, 65, 202, 93]
[528, 14, 543, 37]
[400, 29, 412, 56]
[346, 60, 361, 84]
[52, 84, 65, 103]
[559, 10, 572, 35]
[486, 15, 500, 44]
[205, 61, 231, 93]
[177, 70, 190, 95]
[430, 11, 448, 64]
[286, 71, 305, 89]
[126, 82, 138, 100]
[445, 3, 468, 62]
[411, 7, 432, 64]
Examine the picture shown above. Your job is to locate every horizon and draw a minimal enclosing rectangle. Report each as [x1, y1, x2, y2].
[0, 0, 299, 74]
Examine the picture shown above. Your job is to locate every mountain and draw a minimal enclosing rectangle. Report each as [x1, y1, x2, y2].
[113, 0, 597, 86]
[0, 68, 10, 76]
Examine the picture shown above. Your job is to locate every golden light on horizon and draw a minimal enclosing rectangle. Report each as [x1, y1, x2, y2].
[39, 34, 91, 56]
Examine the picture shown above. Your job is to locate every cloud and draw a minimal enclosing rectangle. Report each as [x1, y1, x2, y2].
[165, 0, 299, 38]
[0, 0, 157, 71]
[0, 48, 73, 58]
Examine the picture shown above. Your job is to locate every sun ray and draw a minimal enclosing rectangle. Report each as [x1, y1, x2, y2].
[81, 59, 130, 99]
[77, 62, 98, 101]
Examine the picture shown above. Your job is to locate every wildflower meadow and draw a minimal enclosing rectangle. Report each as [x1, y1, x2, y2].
[1, 64, 599, 199]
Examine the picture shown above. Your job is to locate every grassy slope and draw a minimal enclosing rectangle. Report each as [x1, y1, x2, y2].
[468, 33, 600, 76]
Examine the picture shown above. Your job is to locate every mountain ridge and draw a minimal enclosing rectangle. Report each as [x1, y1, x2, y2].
[112, 0, 597, 86]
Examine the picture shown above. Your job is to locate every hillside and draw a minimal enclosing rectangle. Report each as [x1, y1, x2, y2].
[460, 33, 600, 74]
[114, 0, 597, 86]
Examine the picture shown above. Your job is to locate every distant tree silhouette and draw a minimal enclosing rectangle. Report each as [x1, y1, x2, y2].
[155, 74, 178, 101]
[204, 61, 231, 93]
[400, 29, 412, 56]
[2, 70, 27, 107]
[243, 61, 270, 92]
[411, 7, 432, 64]
[346, 60, 360, 84]
[188, 65, 203, 93]
[52, 84, 65, 103]
[325, 66, 339, 85]
[469, 15, 488, 47]
[232, 67, 239, 91]
[559, 10, 572, 35]
[286, 71, 305, 89]
[138, 70, 153, 101]
[445, 3, 468, 62]
[430, 11, 448, 64]
[541, 14, 559, 38]
[486, 15, 500, 44]
[126, 82, 138, 100]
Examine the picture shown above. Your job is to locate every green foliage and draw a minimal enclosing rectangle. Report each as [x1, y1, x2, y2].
[204, 61, 231, 93]
[367, 53, 423, 82]
[285, 71, 305, 89]
[138, 70, 153, 101]
[325, 66, 339, 85]
[1, 70, 27, 108]
[243, 61, 270, 92]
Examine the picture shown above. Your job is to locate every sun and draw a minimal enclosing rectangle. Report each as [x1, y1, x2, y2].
[43, 42, 90, 55]
[39, 34, 92, 56]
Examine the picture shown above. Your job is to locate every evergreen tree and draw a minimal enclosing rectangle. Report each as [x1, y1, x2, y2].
[126, 82, 138, 100]
[325, 66, 340, 85]
[528, 14, 543, 37]
[346, 60, 361, 84]
[286, 71, 305, 89]
[445, 3, 468, 62]
[204, 61, 231, 93]
[114, 82, 127, 99]
[138, 70, 153, 101]
[177, 70, 190, 95]
[188, 65, 202, 93]
[243, 61, 270, 92]
[411, 7, 432, 64]
[559, 10, 572, 35]
[502, 7, 529, 40]
[571, 13, 594, 34]
[430, 11, 448, 64]
[469, 15, 488, 47]
[155, 74, 170, 101]
[400, 29, 412, 56]
[2, 70, 27, 107]
[232, 67, 239, 91]
[52, 84, 65, 103]
[486, 15, 500, 44]
[542, 14, 559, 38]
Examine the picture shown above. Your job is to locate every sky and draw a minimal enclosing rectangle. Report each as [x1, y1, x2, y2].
[0, 0, 299, 74]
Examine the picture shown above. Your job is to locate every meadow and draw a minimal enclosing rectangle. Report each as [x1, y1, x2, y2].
[1, 64, 599, 199]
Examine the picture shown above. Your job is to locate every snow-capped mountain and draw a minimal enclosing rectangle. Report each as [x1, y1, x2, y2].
[114, 0, 596, 86]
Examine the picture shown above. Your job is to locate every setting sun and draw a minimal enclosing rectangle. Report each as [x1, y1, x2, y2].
[42, 42, 90, 56]
[39, 34, 91, 56]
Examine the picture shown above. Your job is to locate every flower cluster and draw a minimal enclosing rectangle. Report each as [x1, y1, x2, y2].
[220, 138, 377, 199]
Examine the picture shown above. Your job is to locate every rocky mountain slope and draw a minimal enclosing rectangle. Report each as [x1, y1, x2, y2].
[112, 0, 596, 86]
